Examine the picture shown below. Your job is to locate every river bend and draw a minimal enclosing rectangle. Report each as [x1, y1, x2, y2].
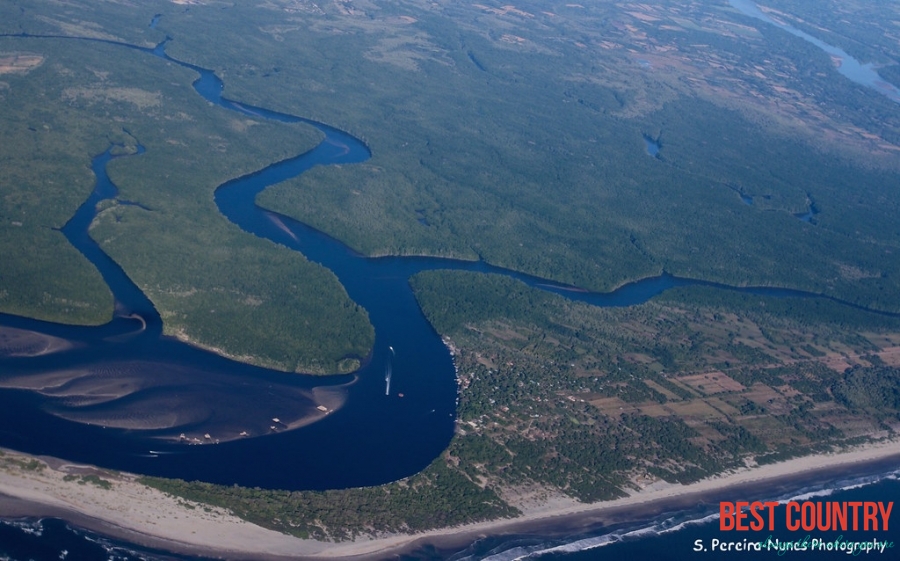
[0, 33, 895, 491]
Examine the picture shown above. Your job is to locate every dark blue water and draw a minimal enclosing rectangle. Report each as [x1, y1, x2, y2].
[643, 135, 661, 158]
[437, 469, 900, 561]
[0, 35, 458, 491]
[4, 34, 889, 493]
[729, 187, 818, 223]
[62, 145, 161, 334]
[3, 469, 896, 560]
[0, 517, 209, 561]
[794, 196, 820, 224]
[1, 30, 899, 561]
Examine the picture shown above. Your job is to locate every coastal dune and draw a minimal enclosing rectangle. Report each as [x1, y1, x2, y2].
[1, 440, 898, 560]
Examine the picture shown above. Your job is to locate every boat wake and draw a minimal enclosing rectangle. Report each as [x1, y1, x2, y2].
[385, 346, 394, 396]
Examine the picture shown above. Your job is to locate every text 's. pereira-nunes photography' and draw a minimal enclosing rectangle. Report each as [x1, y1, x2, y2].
[692, 501, 895, 555]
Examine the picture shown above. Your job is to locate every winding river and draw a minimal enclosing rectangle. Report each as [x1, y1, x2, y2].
[0, 31, 896, 493]
[729, 0, 900, 104]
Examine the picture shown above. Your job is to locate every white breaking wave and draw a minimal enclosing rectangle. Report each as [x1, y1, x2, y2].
[67, 523, 173, 561]
[656, 512, 722, 535]
[469, 467, 900, 561]
[1, 518, 44, 537]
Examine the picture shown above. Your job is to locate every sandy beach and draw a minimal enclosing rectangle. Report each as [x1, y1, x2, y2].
[1, 440, 898, 560]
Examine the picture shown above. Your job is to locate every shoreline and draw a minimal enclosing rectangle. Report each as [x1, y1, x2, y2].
[1, 440, 899, 560]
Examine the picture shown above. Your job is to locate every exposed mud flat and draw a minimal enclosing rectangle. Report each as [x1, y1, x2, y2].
[0, 326, 75, 357]
[0, 358, 350, 443]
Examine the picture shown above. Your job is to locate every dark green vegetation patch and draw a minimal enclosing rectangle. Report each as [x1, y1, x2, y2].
[4, 0, 900, 368]
[142, 454, 518, 541]
[0, 28, 372, 373]
[411, 271, 900, 498]
[145, 272, 900, 538]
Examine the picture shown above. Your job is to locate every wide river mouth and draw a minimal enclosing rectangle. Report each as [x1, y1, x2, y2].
[0, 31, 896, 491]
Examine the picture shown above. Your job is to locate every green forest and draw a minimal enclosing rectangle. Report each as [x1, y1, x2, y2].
[3, 0, 897, 538]
[412, 269, 900, 499]
[4, 0, 900, 369]
[0, 31, 372, 373]
[143, 271, 900, 538]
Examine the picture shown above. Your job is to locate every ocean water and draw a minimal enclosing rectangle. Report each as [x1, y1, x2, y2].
[439, 469, 900, 561]
[3, 468, 897, 560]
[0, 517, 207, 561]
